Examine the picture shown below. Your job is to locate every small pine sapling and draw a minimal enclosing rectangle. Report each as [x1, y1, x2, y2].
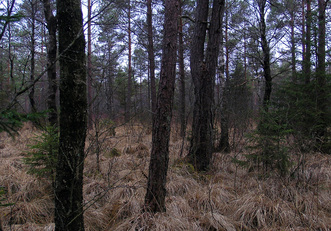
[23, 126, 58, 183]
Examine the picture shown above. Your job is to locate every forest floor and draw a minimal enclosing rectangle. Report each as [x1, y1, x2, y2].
[0, 122, 330, 231]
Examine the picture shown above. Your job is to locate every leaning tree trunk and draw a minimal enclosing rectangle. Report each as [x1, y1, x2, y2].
[189, 0, 225, 171]
[55, 0, 87, 229]
[144, 0, 178, 213]
[43, 0, 58, 127]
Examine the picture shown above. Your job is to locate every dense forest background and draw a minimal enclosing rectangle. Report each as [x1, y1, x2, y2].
[0, 0, 330, 230]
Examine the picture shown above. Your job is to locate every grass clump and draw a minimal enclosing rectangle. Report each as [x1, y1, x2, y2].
[105, 147, 121, 158]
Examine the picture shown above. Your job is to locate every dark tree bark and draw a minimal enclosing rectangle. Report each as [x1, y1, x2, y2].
[147, 0, 157, 115]
[87, 0, 93, 128]
[316, 0, 328, 149]
[218, 5, 230, 153]
[29, 0, 37, 113]
[290, 0, 296, 83]
[301, 0, 305, 71]
[258, 0, 272, 112]
[189, 0, 225, 171]
[0, 0, 15, 42]
[55, 0, 87, 229]
[178, 0, 186, 138]
[126, 1, 132, 122]
[43, 0, 58, 126]
[303, 0, 311, 84]
[144, 0, 178, 213]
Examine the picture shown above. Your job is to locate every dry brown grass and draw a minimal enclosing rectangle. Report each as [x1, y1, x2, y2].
[0, 122, 330, 230]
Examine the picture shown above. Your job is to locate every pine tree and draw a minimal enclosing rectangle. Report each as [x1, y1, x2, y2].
[144, 0, 179, 213]
[54, 0, 87, 229]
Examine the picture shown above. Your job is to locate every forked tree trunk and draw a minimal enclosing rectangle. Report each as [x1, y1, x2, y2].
[189, 0, 225, 171]
[144, 0, 178, 213]
[55, 0, 87, 229]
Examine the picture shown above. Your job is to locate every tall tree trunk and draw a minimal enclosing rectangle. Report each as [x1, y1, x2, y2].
[258, 0, 272, 112]
[290, 0, 296, 83]
[147, 0, 156, 116]
[189, 0, 225, 171]
[218, 5, 230, 152]
[126, 1, 132, 122]
[87, 0, 93, 128]
[301, 0, 305, 70]
[29, 0, 36, 113]
[189, 0, 209, 170]
[43, 0, 58, 127]
[55, 0, 87, 229]
[144, 0, 178, 213]
[178, 0, 186, 138]
[304, 0, 311, 84]
[316, 0, 328, 149]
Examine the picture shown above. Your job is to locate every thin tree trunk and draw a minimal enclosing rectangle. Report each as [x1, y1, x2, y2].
[316, 0, 328, 149]
[147, 0, 156, 115]
[219, 5, 230, 153]
[302, 0, 305, 68]
[106, 41, 114, 117]
[43, 0, 58, 127]
[290, 0, 296, 83]
[126, 1, 132, 122]
[87, 0, 93, 128]
[0, 0, 15, 41]
[304, 0, 311, 84]
[55, 0, 87, 229]
[29, 0, 36, 113]
[144, 0, 178, 213]
[178, 0, 186, 138]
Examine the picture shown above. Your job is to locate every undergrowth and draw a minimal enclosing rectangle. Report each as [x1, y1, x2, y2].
[0, 123, 330, 230]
